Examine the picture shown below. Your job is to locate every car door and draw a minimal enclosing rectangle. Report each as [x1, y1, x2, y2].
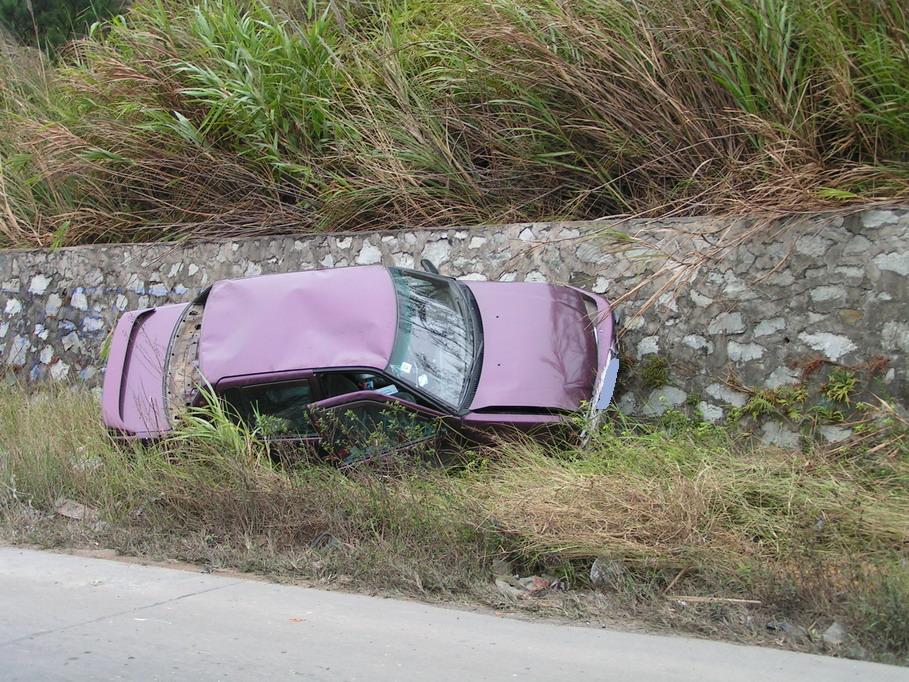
[218, 377, 321, 459]
[308, 391, 444, 466]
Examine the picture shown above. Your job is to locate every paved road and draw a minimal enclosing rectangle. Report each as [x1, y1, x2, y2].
[0, 547, 905, 681]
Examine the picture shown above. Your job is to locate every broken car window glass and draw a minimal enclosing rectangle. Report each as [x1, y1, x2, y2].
[387, 269, 477, 408]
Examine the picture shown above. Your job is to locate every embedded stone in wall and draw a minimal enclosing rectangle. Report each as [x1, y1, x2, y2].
[28, 274, 50, 295]
[697, 402, 724, 424]
[754, 318, 784, 338]
[356, 240, 382, 265]
[761, 421, 800, 449]
[7, 336, 28, 366]
[765, 367, 800, 389]
[641, 386, 687, 416]
[707, 312, 745, 335]
[727, 341, 764, 363]
[798, 332, 857, 362]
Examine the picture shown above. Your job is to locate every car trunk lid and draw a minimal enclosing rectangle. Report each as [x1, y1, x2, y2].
[101, 303, 187, 436]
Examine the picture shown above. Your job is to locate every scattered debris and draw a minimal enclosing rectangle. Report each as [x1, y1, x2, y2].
[495, 578, 527, 599]
[544, 575, 567, 591]
[767, 620, 810, 643]
[822, 621, 846, 647]
[518, 576, 551, 595]
[493, 562, 565, 599]
[669, 596, 761, 605]
[310, 531, 339, 550]
[590, 556, 626, 591]
[54, 498, 99, 523]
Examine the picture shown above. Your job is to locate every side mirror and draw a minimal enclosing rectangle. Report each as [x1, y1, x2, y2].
[420, 259, 439, 275]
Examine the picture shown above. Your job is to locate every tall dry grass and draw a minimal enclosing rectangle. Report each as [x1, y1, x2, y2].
[0, 0, 907, 247]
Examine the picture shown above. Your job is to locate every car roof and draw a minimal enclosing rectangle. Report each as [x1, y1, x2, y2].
[198, 266, 397, 385]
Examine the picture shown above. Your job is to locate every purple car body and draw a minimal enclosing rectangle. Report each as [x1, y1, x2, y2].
[101, 265, 618, 454]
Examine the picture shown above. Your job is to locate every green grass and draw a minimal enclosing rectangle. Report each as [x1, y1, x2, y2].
[1, 384, 907, 662]
[0, 0, 907, 247]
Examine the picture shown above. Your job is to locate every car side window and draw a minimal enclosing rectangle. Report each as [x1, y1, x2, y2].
[313, 398, 439, 464]
[317, 371, 422, 405]
[220, 380, 316, 437]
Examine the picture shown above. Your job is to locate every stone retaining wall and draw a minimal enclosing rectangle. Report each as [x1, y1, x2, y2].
[2, 207, 907, 443]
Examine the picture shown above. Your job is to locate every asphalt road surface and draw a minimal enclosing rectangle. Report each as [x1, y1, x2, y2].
[1, 547, 905, 681]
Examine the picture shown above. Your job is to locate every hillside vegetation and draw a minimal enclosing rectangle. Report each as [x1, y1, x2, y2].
[0, 0, 907, 247]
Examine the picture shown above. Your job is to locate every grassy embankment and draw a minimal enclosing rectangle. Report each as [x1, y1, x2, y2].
[1, 385, 907, 663]
[1, 0, 908, 247]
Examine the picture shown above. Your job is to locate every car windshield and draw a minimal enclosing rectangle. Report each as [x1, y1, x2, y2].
[387, 269, 478, 409]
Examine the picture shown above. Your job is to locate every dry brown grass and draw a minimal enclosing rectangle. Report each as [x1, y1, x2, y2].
[471, 428, 909, 567]
[473, 454, 733, 563]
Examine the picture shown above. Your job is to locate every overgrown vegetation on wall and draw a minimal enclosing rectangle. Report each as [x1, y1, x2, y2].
[1, 0, 907, 247]
[2, 386, 908, 662]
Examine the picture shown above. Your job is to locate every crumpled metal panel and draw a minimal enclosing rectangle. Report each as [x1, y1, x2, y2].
[104, 302, 188, 436]
[199, 266, 397, 385]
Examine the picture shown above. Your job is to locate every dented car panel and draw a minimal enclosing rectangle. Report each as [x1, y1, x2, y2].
[101, 303, 189, 437]
[199, 267, 397, 386]
[563, 285, 620, 413]
[101, 265, 619, 450]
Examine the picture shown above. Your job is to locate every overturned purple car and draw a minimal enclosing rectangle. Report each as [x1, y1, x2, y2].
[101, 264, 618, 460]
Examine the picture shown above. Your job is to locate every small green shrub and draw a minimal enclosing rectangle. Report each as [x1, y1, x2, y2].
[640, 356, 670, 389]
[729, 383, 813, 423]
[824, 368, 859, 404]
